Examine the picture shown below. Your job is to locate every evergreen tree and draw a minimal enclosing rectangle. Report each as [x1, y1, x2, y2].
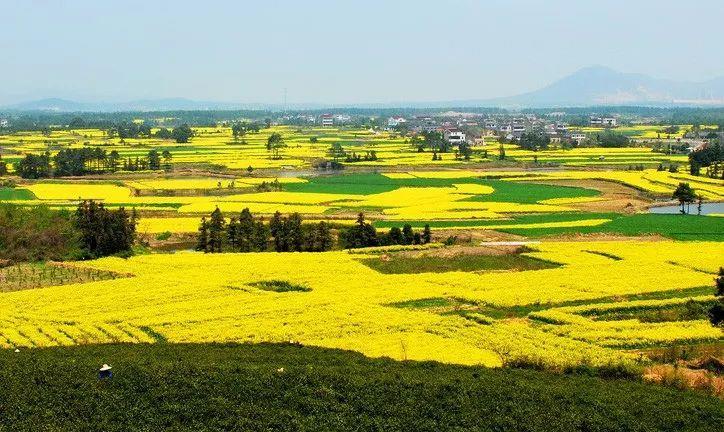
[402, 224, 415, 245]
[270, 211, 284, 252]
[226, 217, 239, 250]
[388, 226, 403, 245]
[284, 213, 304, 252]
[208, 207, 226, 252]
[253, 220, 270, 251]
[422, 224, 432, 244]
[196, 217, 209, 252]
[237, 208, 255, 252]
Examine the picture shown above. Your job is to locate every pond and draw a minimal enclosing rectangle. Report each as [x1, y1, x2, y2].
[649, 202, 724, 215]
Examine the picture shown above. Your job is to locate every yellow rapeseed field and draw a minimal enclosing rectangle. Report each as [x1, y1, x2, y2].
[1, 241, 721, 369]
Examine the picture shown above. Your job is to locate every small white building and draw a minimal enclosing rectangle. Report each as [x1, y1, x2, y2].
[589, 116, 603, 126]
[0, 119, 8, 128]
[602, 117, 617, 127]
[570, 132, 587, 143]
[444, 130, 466, 144]
[387, 116, 406, 127]
[320, 114, 334, 127]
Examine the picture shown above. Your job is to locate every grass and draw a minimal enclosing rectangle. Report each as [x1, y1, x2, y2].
[284, 174, 600, 204]
[584, 299, 718, 323]
[499, 214, 724, 241]
[0, 187, 35, 200]
[0, 343, 721, 431]
[249, 280, 312, 292]
[359, 253, 559, 274]
[464, 179, 600, 204]
[383, 212, 724, 241]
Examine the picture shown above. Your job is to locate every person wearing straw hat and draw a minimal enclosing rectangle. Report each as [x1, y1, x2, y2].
[98, 364, 113, 380]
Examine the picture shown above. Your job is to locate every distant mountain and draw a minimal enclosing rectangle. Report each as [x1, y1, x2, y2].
[4, 66, 724, 111]
[474, 66, 724, 107]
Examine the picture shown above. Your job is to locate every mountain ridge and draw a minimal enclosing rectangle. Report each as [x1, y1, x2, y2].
[3, 66, 724, 112]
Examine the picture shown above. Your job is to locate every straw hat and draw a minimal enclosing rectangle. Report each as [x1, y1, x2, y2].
[99, 364, 112, 371]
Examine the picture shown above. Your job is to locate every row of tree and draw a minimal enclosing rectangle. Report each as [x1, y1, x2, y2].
[196, 208, 334, 253]
[16, 149, 172, 178]
[196, 210, 433, 253]
[339, 214, 432, 249]
[108, 122, 194, 143]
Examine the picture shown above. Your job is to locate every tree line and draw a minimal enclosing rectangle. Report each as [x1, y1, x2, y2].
[16, 148, 173, 178]
[196, 208, 333, 253]
[0, 200, 137, 262]
[196, 210, 433, 253]
[339, 213, 431, 249]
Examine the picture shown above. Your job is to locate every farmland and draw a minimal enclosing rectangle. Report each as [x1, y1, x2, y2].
[1, 123, 723, 428]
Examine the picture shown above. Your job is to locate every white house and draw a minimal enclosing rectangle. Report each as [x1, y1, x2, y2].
[0, 119, 8, 128]
[570, 132, 587, 143]
[320, 114, 334, 127]
[589, 116, 603, 126]
[387, 116, 406, 127]
[444, 130, 466, 144]
[602, 117, 617, 127]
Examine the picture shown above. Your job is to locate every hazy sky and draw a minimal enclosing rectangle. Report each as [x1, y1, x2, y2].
[2, 0, 723, 105]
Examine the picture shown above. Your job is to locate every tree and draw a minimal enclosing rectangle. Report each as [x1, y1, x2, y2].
[148, 150, 161, 170]
[266, 132, 286, 159]
[162, 150, 172, 171]
[422, 224, 432, 244]
[231, 122, 247, 143]
[402, 224, 415, 245]
[388, 226, 403, 245]
[498, 144, 506, 160]
[327, 143, 346, 161]
[284, 213, 304, 252]
[708, 267, 723, 326]
[339, 213, 379, 249]
[518, 131, 550, 151]
[270, 211, 284, 252]
[17, 152, 52, 179]
[672, 183, 696, 214]
[207, 207, 226, 252]
[74, 200, 136, 258]
[226, 217, 239, 249]
[196, 217, 209, 252]
[108, 150, 121, 172]
[237, 208, 255, 252]
[0, 156, 6, 176]
[597, 131, 630, 148]
[171, 124, 194, 143]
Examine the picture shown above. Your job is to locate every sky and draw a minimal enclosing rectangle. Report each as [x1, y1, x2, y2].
[1, 0, 723, 105]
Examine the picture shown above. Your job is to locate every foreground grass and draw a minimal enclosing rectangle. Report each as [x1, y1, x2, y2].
[0, 343, 721, 431]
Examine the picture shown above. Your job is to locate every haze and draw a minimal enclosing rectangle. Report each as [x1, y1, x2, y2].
[2, 0, 723, 105]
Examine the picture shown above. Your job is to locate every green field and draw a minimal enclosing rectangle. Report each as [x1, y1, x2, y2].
[0, 343, 721, 431]
[0, 187, 35, 200]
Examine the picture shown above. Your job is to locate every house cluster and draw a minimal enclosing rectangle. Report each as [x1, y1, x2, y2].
[0, 118, 8, 128]
[589, 116, 617, 127]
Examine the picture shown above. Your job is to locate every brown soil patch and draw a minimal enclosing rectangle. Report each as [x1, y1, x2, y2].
[542, 232, 667, 242]
[521, 179, 652, 213]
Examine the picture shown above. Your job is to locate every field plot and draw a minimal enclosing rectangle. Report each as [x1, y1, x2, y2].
[0, 125, 705, 173]
[0, 241, 721, 371]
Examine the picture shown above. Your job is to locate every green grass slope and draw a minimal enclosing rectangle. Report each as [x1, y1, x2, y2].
[0, 343, 721, 431]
